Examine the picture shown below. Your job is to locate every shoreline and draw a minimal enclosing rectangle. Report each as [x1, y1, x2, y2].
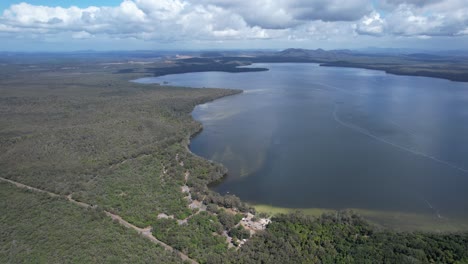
[254, 204, 468, 233]
[135, 67, 468, 233]
[183, 89, 243, 184]
[319, 62, 468, 83]
[141, 60, 468, 83]
[180, 86, 468, 233]
[183, 88, 243, 156]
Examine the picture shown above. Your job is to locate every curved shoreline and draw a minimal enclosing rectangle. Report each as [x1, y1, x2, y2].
[183, 89, 243, 180]
[136, 58, 468, 83]
[185, 101, 468, 232]
[133, 66, 468, 232]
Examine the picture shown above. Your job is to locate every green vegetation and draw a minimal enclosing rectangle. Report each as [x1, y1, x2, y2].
[0, 182, 182, 263]
[0, 69, 239, 195]
[152, 212, 228, 263]
[78, 151, 192, 227]
[217, 210, 243, 230]
[229, 225, 250, 241]
[0, 57, 240, 263]
[230, 212, 468, 264]
[1, 53, 468, 264]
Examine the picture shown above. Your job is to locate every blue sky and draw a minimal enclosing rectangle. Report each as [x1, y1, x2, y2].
[0, 0, 467, 51]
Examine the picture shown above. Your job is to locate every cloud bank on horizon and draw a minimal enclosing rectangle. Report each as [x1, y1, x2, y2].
[0, 0, 467, 50]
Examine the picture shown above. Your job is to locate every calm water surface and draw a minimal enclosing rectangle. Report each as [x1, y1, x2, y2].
[136, 63, 468, 227]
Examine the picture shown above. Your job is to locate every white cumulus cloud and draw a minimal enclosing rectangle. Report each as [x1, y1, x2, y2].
[356, 12, 385, 36]
[0, 0, 467, 46]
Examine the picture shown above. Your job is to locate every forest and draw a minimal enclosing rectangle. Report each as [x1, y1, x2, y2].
[231, 212, 468, 264]
[1, 53, 468, 263]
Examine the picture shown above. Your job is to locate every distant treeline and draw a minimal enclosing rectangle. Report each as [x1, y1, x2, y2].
[128, 48, 468, 82]
[117, 59, 268, 76]
[2, 56, 468, 264]
[320, 61, 468, 82]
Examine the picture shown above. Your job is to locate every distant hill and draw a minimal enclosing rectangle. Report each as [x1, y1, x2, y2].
[273, 48, 354, 61]
[278, 48, 337, 57]
[200, 51, 225, 58]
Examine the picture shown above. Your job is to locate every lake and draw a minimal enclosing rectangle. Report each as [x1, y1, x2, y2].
[136, 63, 468, 230]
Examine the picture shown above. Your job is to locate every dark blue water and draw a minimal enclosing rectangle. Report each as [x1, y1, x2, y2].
[136, 63, 468, 223]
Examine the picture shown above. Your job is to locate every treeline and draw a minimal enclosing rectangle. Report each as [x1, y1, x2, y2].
[143, 60, 268, 77]
[228, 211, 468, 264]
[203, 193, 253, 213]
[320, 61, 468, 82]
[3, 57, 468, 264]
[0, 68, 239, 196]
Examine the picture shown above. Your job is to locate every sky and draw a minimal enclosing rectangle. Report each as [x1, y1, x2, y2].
[0, 0, 467, 51]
